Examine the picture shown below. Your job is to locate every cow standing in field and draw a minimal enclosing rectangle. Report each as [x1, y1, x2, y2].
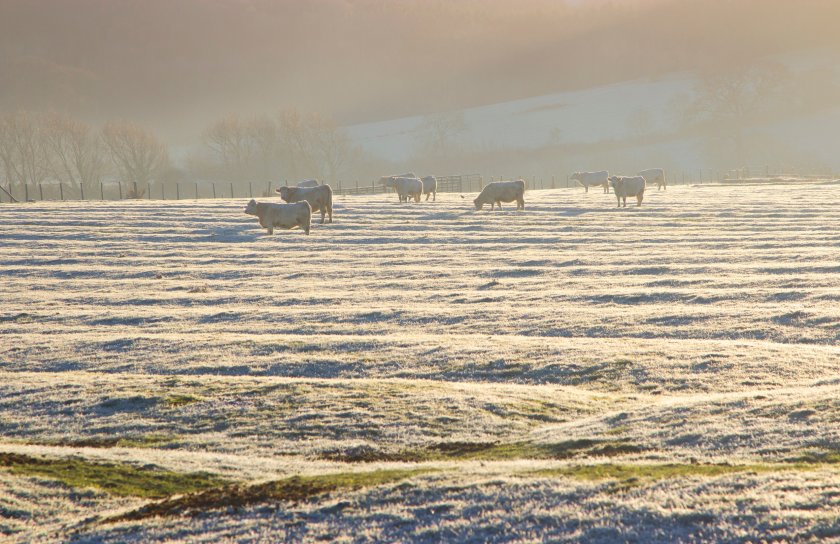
[638, 168, 666, 190]
[421, 176, 437, 201]
[571, 171, 610, 193]
[608, 176, 646, 207]
[245, 199, 311, 235]
[276, 184, 333, 224]
[474, 180, 525, 210]
[381, 176, 423, 203]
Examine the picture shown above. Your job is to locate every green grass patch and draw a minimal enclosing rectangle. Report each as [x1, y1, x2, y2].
[321, 439, 644, 463]
[105, 468, 433, 524]
[0, 452, 228, 498]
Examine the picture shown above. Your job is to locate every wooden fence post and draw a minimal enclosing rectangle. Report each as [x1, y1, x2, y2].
[39, 183, 44, 200]
[100, 182, 104, 200]
[176, 183, 180, 200]
[24, 184, 29, 201]
[195, 182, 199, 199]
[161, 184, 165, 200]
[80, 183, 85, 200]
[230, 182, 234, 198]
[133, 181, 138, 198]
[212, 183, 216, 199]
[249, 182, 253, 198]
[59, 183, 64, 201]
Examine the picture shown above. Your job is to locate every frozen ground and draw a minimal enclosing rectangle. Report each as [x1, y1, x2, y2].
[1, 183, 839, 542]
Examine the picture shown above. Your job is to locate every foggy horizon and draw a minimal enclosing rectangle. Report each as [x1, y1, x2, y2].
[2, 0, 840, 184]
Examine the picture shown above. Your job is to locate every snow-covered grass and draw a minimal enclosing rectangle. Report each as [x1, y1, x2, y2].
[1, 184, 839, 542]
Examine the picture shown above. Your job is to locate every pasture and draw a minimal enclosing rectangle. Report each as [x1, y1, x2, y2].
[2, 182, 840, 542]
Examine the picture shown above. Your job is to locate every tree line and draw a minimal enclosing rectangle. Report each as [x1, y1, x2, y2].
[0, 110, 362, 198]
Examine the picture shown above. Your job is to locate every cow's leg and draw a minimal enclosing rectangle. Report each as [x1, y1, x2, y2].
[497, 201, 502, 209]
[267, 226, 274, 235]
[328, 205, 333, 223]
[585, 185, 588, 193]
[320, 209, 326, 224]
[433, 191, 436, 201]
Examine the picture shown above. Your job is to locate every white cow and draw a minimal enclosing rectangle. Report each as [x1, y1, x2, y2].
[421, 176, 437, 201]
[244, 199, 311, 234]
[382, 176, 423, 203]
[474, 180, 525, 210]
[638, 169, 666, 190]
[570, 171, 610, 193]
[608, 176, 646, 207]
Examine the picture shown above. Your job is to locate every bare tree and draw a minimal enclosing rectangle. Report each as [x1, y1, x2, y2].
[308, 113, 356, 182]
[416, 111, 467, 157]
[685, 62, 789, 164]
[0, 111, 51, 189]
[102, 120, 169, 190]
[278, 109, 319, 180]
[41, 112, 107, 194]
[202, 115, 253, 180]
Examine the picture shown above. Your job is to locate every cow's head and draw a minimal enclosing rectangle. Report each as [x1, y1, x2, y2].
[473, 197, 483, 210]
[276, 186, 292, 202]
[244, 199, 258, 216]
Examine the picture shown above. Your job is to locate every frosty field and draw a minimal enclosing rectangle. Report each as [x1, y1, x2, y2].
[2, 183, 840, 543]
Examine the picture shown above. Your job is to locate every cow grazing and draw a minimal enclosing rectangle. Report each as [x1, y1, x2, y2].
[474, 180, 525, 210]
[244, 199, 311, 235]
[296, 179, 319, 188]
[571, 171, 610, 193]
[638, 168, 666, 190]
[421, 176, 437, 201]
[608, 176, 646, 207]
[381, 176, 423, 203]
[276, 184, 333, 224]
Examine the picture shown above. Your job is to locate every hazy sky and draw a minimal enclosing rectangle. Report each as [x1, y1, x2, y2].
[1, 0, 839, 144]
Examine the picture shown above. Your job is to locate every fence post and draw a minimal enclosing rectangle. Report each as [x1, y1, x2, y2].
[566, 174, 569, 188]
[176, 183, 180, 200]
[132, 181, 137, 198]
[230, 182, 234, 198]
[39, 183, 44, 200]
[100, 182, 104, 200]
[118, 182, 123, 200]
[355, 180, 359, 192]
[161, 184, 165, 200]
[212, 183, 216, 199]
[148, 184, 151, 199]
[249, 182, 253, 198]
[59, 183, 64, 201]
[24, 184, 29, 202]
[195, 182, 198, 199]
[371, 180, 375, 193]
[267, 181, 272, 196]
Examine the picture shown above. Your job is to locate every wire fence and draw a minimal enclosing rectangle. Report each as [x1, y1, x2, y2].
[1, 168, 836, 203]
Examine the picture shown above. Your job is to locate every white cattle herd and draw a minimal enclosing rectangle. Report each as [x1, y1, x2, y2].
[245, 169, 666, 234]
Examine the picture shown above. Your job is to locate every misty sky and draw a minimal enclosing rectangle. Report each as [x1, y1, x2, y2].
[2, 0, 839, 147]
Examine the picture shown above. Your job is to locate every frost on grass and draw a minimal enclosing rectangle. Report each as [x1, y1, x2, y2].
[1, 186, 840, 542]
